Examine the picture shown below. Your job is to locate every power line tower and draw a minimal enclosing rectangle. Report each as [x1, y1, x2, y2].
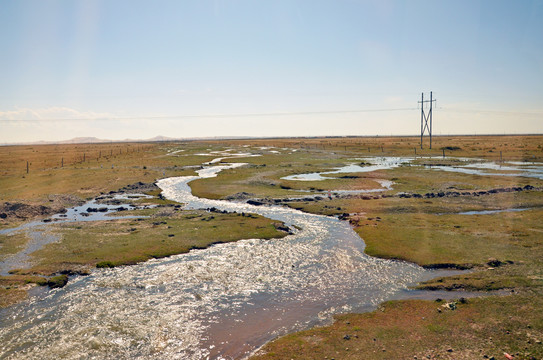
[419, 91, 436, 149]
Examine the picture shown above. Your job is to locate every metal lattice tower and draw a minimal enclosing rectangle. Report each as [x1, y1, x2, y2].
[419, 91, 436, 149]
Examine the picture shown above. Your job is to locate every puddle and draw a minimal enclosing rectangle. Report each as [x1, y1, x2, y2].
[455, 208, 529, 215]
[427, 161, 543, 180]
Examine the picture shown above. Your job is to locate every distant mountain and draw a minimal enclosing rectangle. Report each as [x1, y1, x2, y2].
[58, 137, 110, 144]
[146, 135, 178, 142]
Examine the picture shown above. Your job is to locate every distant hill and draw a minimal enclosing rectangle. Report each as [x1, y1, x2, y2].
[0, 136, 183, 146]
[59, 137, 109, 144]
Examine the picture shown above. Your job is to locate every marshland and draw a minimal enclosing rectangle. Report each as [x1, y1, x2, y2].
[1, 135, 542, 359]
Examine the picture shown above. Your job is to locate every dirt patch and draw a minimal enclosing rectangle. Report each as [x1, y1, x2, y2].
[0, 202, 60, 221]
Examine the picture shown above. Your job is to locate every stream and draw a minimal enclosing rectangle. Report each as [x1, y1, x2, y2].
[1, 155, 539, 359]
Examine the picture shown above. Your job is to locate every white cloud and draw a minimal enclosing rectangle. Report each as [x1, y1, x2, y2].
[0, 106, 116, 121]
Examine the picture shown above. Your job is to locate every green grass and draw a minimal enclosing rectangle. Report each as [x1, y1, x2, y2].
[358, 209, 543, 268]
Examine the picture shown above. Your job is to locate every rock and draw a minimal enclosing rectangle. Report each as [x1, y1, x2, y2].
[225, 192, 255, 201]
[338, 213, 350, 220]
[274, 223, 292, 234]
[442, 302, 457, 310]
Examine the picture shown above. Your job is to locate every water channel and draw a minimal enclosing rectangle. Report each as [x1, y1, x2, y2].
[1, 155, 540, 359]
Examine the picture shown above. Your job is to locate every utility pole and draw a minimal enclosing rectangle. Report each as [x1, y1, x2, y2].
[419, 91, 436, 149]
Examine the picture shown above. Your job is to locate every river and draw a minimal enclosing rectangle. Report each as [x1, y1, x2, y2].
[0, 155, 507, 359]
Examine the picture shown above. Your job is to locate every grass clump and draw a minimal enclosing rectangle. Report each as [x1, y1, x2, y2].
[96, 261, 116, 269]
[46, 274, 68, 288]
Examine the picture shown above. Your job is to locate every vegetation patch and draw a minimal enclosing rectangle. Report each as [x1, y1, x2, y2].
[18, 209, 287, 276]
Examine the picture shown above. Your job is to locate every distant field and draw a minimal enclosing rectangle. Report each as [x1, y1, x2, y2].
[0, 142, 209, 206]
[206, 134, 543, 161]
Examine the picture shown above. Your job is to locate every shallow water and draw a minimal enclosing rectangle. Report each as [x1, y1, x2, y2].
[455, 208, 529, 215]
[0, 160, 453, 360]
[0, 228, 60, 276]
[281, 157, 411, 181]
[427, 161, 543, 180]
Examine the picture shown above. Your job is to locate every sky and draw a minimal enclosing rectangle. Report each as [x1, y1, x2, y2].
[1, 0, 542, 143]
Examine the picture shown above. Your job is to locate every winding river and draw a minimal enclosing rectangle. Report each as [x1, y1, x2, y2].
[0, 156, 496, 359]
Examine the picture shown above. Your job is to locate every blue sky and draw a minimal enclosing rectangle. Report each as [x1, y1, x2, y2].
[1, 0, 542, 142]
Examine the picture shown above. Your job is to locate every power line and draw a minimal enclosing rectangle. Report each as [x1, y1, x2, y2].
[0, 107, 417, 122]
[440, 107, 543, 116]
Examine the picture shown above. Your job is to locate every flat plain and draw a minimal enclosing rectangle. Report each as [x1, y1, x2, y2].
[1, 135, 542, 359]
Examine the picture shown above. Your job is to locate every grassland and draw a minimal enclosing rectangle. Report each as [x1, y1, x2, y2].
[1, 135, 543, 358]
